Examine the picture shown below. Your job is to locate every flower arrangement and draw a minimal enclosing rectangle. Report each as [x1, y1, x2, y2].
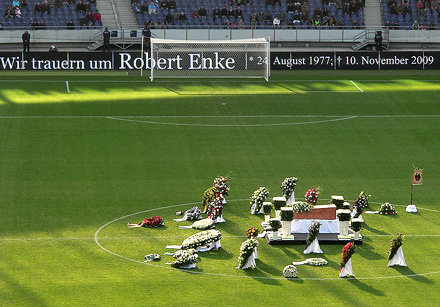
[170, 249, 199, 268]
[340, 241, 356, 270]
[208, 197, 224, 220]
[213, 176, 230, 197]
[281, 177, 298, 198]
[388, 233, 404, 261]
[191, 218, 215, 230]
[237, 238, 259, 269]
[246, 227, 260, 239]
[291, 201, 313, 213]
[262, 202, 273, 215]
[306, 221, 322, 246]
[202, 186, 216, 212]
[337, 210, 352, 221]
[379, 202, 397, 215]
[351, 220, 363, 232]
[183, 206, 202, 221]
[305, 187, 320, 205]
[280, 207, 294, 221]
[353, 191, 370, 217]
[283, 265, 298, 278]
[250, 187, 269, 214]
[140, 216, 164, 227]
[272, 197, 286, 210]
[269, 218, 282, 231]
[305, 258, 328, 266]
[181, 229, 222, 250]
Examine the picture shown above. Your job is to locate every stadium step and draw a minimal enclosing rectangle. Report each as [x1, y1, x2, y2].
[364, 0, 383, 28]
[98, 0, 119, 28]
[116, 0, 139, 28]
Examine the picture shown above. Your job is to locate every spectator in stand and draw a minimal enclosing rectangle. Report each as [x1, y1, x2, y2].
[238, 18, 245, 29]
[199, 5, 207, 18]
[389, 2, 397, 14]
[4, 6, 14, 18]
[79, 14, 88, 27]
[165, 11, 173, 22]
[148, 1, 156, 14]
[326, 16, 336, 26]
[86, 10, 93, 25]
[223, 18, 230, 28]
[280, 11, 286, 23]
[0, 19, 3, 30]
[412, 19, 420, 29]
[293, 10, 301, 23]
[20, 0, 27, 8]
[352, 18, 360, 27]
[213, 6, 220, 18]
[12, 0, 20, 8]
[250, 11, 257, 22]
[93, 10, 101, 25]
[258, 10, 265, 24]
[396, 2, 404, 14]
[41, 0, 50, 14]
[287, 0, 295, 13]
[168, 0, 176, 10]
[265, 0, 272, 9]
[54, 0, 63, 10]
[66, 18, 74, 29]
[141, 2, 148, 13]
[432, 0, 438, 10]
[227, 6, 234, 17]
[343, 2, 350, 14]
[220, 5, 227, 16]
[349, 0, 358, 14]
[273, 14, 280, 26]
[301, 9, 308, 23]
[404, 2, 411, 14]
[160, 0, 168, 10]
[178, 11, 186, 22]
[192, 8, 199, 18]
[416, 0, 423, 10]
[302, 1, 309, 14]
[231, 19, 237, 28]
[38, 19, 46, 29]
[15, 6, 21, 18]
[418, 6, 426, 20]
[77, 0, 85, 13]
[314, 7, 321, 18]
[84, 1, 91, 12]
[235, 6, 243, 18]
[322, 7, 329, 17]
[31, 18, 38, 28]
[265, 11, 272, 24]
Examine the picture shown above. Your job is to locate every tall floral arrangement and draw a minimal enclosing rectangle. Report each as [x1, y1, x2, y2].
[246, 227, 260, 239]
[213, 176, 230, 198]
[202, 186, 216, 212]
[388, 233, 404, 261]
[305, 187, 320, 205]
[250, 187, 269, 214]
[379, 202, 397, 215]
[281, 177, 298, 198]
[353, 191, 370, 217]
[237, 238, 259, 269]
[340, 241, 356, 270]
[306, 221, 322, 246]
[208, 197, 224, 220]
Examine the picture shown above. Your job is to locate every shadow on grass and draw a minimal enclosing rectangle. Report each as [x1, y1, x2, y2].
[345, 278, 385, 296]
[241, 263, 283, 285]
[416, 212, 440, 227]
[362, 222, 389, 236]
[389, 266, 433, 284]
[356, 241, 385, 261]
[200, 248, 234, 260]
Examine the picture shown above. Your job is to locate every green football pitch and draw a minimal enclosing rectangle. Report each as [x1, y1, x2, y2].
[1, 70, 440, 306]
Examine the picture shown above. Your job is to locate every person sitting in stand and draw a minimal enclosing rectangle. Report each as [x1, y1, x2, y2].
[273, 14, 280, 26]
[140, 2, 148, 12]
[192, 8, 199, 18]
[4, 6, 14, 18]
[220, 5, 227, 16]
[198, 5, 207, 18]
[165, 11, 173, 23]
[178, 11, 186, 22]
[54, 0, 63, 10]
[148, 1, 156, 14]
[12, 0, 20, 8]
[93, 10, 101, 25]
[20, 0, 27, 7]
[86, 11, 94, 25]
[168, 0, 176, 10]
[235, 5, 243, 18]
[15, 6, 21, 18]
[265, 10, 272, 24]
[42, 0, 50, 14]
[79, 14, 88, 27]
[66, 18, 74, 29]
[0, 19, 3, 30]
[213, 5, 220, 18]
[238, 18, 245, 29]
[31, 18, 38, 29]
[352, 18, 360, 27]
[227, 6, 235, 18]
[38, 19, 46, 29]
[258, 10, 265, 24]
[84, 1, 91, 12]
[160, 0, 168, 10]
[77, 0, 86, 13]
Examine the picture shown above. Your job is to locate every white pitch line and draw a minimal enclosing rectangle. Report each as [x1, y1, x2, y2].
[65, 81, 70, 93]
[350, 80, 364, 92]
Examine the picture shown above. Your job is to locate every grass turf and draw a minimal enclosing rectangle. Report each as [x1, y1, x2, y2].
[0, 71, 440, 306]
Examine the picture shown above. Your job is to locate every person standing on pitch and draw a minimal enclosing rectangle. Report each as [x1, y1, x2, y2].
[102, 27, 110, 52]
[22, 30, 30, 52]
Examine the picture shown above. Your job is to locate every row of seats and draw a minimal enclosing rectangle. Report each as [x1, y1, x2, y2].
[382, 0, 440, 29]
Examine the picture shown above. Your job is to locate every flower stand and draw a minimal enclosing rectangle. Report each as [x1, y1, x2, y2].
[238, 253, 257, 269]
[275, 210, 281, 220]
[304, 238, 323, 254]
[387, 246, 407, 267]
[339, 220, 349, 236]
[286, 191, 295, 206]
[339, 258, 354, 277]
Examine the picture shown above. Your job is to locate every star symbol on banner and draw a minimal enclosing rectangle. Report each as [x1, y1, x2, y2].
[249, 56, 254, 61]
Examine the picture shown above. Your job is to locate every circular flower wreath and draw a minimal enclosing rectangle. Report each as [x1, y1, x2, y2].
[306, 258, 328, 266]
[283, 265, 298, 278]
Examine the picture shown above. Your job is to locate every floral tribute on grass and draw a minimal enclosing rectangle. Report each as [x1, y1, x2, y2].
[291, 201, 313, 213]
[340, 241, 356, 271]
[191, 218, 215, 230]
[353, 191, 370, 217]
[128, 216, 164, 228]
[237, 238, 259, 269]
[183, 206, 202, 221]
[250, 187, 269, 214]
[306, 221, 322, 246]
[246, 227, 260, 239]
[213, 176, 230, 198]
[202, 187, 216, 213]
[306, 258, 328, 266]
[379, 202, 397, 215]
[170, 249, 199, 268]
[281, 177, 298, 199]
[181, 229, 222, 250]
[305, 187, 320, 205]
[208, 197, 224, 220]
[388, 233, 404, 261]
[283, 265, 298, 278]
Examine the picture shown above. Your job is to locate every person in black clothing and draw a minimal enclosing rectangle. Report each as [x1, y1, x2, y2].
[22, 30, 30, 52]
[66, 19, 74, 29]
[142, 26, 151, 49]
[102, 26, 110, 52]
[374, 31, 382, 52]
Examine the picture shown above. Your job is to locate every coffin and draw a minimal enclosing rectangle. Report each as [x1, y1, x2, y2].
[293, 204, 337, 220]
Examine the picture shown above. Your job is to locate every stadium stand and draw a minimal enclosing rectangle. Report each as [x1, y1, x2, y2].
[382, 0, 439, 29]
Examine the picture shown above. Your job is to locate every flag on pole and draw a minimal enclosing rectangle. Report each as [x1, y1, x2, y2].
[412, 169, 423, 185]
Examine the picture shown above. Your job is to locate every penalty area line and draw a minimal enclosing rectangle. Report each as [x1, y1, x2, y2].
[66, 81, 70, 93]
[350, 80, 364, 92]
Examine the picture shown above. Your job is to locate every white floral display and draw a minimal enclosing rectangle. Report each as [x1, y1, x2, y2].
[290, 201, 313, 213]
[191, 218, 215, 230]
[237, 238, 260, 269]
[281, 177, 298, 198]
[250, 187, 270, 214]
[181, 229, 222, 250]
[283, 265, 298, 278]
[306, 258, 328, 266]
[170, 249, 199, 268]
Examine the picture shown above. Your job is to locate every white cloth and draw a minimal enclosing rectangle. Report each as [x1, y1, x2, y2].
[238, 253, 257, 269]
[291, 219, 339, 234]
[351, 208, 365, 222]
[387, 246, 407, 267]
[275, 210, 281, 220]
[214, 214, 226, 223]
[214, 240, 221, 250]
[173, 215, 188, 222]
[253, 247, 258, 259]
[339, 258, 354, 277]
[286, 192, 295, 205]
[304, 238, 323, 254]
[179, 263, 197, 269]
[406, 205, 417, 213]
